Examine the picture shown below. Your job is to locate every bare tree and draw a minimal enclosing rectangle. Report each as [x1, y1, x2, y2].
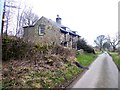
[106, 34, 120, 52]
[2, 0, 17, 36]
[16, 6, 39, 37]
[22, 8, 39, 26]
[103, 42, 111, 51]
[94, 35, 106, 51]
[2, 0, 39, 37]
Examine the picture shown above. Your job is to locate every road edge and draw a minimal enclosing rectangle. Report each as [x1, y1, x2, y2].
[66, 54, 100, 88]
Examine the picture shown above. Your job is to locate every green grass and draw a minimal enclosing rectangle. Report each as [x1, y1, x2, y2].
[0, 82, 2, 90]
[95, 51, 103, 55]
[109, 52, 120, 69]
[77, 53, 97, 66]
[29, 65, 81, 88]
[2, 64, 81, 88]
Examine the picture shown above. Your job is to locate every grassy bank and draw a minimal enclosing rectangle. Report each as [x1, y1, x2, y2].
[109, 52, 120, 70]
[2, 36, 99, 88]
[95, 51, 103, 55]
[2, 52, 98, 89]
[77, 53, 97, 67]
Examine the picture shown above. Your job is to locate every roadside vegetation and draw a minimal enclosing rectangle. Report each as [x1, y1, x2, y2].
[2, 36, 98, 88]
[95, 51, 103, 55]
[109, 52, 120, 70]
[77, 52, 97, 67]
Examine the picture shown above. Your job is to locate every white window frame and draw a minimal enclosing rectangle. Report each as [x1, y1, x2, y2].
[38, 25, 45, 35]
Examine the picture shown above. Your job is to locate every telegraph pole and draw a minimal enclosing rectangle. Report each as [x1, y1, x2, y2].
[1, 0, 5, 36]
[1, 0, 19, 36]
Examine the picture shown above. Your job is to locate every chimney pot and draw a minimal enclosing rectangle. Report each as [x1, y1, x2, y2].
[56, 15, 61, 24]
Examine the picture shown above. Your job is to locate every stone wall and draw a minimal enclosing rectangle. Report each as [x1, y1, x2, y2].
[23, 26, 35, 42]
[23, 16, 79, 49]
[23, 17, 62, 45]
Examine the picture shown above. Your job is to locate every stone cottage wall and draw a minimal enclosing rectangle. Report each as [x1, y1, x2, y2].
[23, 17, 62, 45]
[67, 34, 73, 48]
[23, 26, 35, 42]
[23, 16, 78, 49]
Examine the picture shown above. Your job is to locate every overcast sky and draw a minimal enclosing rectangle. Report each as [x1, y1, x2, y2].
[23, 0, 119, 46]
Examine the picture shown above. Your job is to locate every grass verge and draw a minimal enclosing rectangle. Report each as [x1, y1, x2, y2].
[95, 51, 103, 55]
[109, 52, 120, 70]
[77, 53, 97, 67]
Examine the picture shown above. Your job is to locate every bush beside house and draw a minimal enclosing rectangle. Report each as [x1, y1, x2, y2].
[2, 36, 78, 88]
[77, 38, 95, 54]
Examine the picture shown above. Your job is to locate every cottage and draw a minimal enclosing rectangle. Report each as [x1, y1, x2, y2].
[23, 15, 80, 49]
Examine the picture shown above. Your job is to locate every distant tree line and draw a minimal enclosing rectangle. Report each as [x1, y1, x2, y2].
[94, 34, 120, 52]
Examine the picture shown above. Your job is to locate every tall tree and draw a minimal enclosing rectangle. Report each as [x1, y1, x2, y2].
[103, 42, 111, 51]
[106, 34, 120, 52]
[94, 35, 106, 51]
[77, 38, 95, 54]
[16, 6, 39, 37]
[22, 8, 39, 26]
[2, 0, 17, 36]
[77, 38, 87, 50]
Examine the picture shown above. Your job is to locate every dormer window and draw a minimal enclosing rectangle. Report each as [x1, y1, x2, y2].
[38, 25, 45, 35]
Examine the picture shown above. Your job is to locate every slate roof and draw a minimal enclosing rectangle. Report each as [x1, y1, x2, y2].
[24, 16, 80, 36]
[23, 25, 34, 28]
[44, 17, 80, 36]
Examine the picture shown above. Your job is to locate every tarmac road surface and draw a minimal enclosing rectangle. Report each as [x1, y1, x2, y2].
[72, 53, 118, 88]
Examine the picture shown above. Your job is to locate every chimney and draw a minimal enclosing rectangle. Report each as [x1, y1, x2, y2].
[56, 15, 61, 24]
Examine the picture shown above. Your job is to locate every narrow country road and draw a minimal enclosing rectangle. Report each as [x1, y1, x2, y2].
[72, 53, 118, 88]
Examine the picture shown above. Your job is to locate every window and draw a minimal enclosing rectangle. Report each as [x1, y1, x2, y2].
[38, 25, 45, 35]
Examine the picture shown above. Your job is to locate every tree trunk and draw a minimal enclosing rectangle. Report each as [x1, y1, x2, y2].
[112, 46, 116, 52]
